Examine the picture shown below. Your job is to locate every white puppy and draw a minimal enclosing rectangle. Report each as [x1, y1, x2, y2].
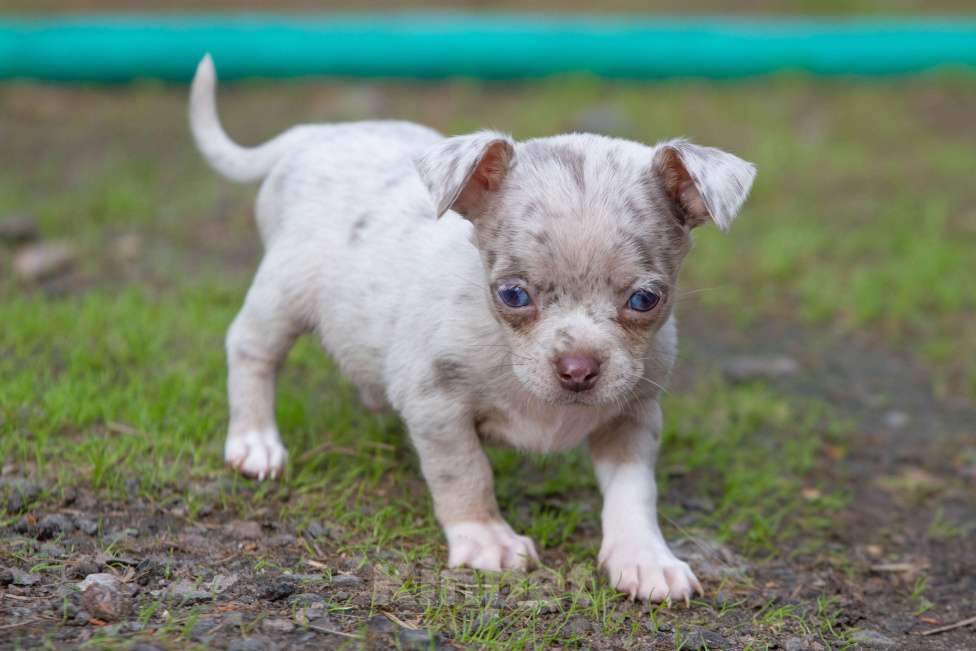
[189, 55, 755, 603]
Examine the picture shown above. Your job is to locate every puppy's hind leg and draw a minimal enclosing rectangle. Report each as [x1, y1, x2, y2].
[224, 260, 303, 480]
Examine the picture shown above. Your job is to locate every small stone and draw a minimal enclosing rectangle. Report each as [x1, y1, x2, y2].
[0, 214, 39, 243]
[6, 481, 41, 514]
[211, 573, 239, 593]
[721, 355, 800, 383]
[71, 557, 101, 579]
[269, 533, 296, 547]
[367, 614, 397, 634]
[10, 568, 41, 586]
[882, 411, 909, 429]
[36, 513, 75, 540]
[224, 520, 263, 540]
[398, 628, 442, 650]
[304, 520, 331, 539]
[60, 486, 77, 506]
[0, 567, 13, 586]
[227, 635, 275, 651]
[191, 616, 221, 641]
[262, 617, 295, 634]
[849, 629, 895, 648]
[784, 636, 825, 651]
[81, 579, 132, 622]
[258, 576, 297, 601]
[676, 627, 729, 650]
[131, 644, 164, 651]
[165, 579, 211, 604]
[565, 616, 591, 636]
[330, 573, 362, 587]
[74, 516, 99, 535]
[13, 241, 76, 282]
[39, 542, 66, 558]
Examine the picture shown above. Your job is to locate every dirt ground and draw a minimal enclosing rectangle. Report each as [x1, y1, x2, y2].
[2, 301, 974, 650]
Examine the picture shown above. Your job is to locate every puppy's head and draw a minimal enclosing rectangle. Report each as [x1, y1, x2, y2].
[416, 131, 755, 406]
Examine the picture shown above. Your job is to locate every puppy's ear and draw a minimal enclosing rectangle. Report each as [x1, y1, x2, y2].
[651, 139, 756, 232]
[415, 131, 515, 219]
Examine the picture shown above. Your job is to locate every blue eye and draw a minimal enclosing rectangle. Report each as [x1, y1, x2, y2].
[497, 284, 532, 308]
[627, 289, 660, 312]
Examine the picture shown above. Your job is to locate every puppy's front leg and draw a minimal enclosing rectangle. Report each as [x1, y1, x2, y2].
[406, 406, 538, 571]
[589, 401, 702, 603]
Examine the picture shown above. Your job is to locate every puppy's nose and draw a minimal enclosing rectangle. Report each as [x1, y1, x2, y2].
[555, 355, 601, 392]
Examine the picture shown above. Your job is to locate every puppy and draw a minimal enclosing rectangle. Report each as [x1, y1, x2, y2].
[189, 55, 755, 603]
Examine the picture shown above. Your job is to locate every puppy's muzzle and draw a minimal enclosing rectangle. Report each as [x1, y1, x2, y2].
[554, 354, 601, 392]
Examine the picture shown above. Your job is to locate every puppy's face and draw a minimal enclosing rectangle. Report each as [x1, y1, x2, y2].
[416, 132, 755, 406]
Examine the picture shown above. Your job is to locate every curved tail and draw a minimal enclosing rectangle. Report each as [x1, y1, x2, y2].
[189, 54, 299, 183]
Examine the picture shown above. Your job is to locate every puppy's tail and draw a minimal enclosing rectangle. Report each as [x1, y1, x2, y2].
[189, 54, 298, 183]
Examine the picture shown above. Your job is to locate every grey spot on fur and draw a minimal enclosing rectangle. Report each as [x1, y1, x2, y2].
[432, 357, 467, 391]
[348, 213, 371, 245]
[436, 472, 458, 484]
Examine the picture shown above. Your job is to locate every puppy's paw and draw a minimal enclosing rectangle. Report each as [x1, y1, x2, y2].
[224, 429, 287, 480]
[599, 543, 703, 603]
[445, 521, 540, 571]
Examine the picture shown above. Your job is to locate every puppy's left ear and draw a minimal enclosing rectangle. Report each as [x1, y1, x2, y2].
[415, 131, 515, 219]
[651, 139, 756, 232]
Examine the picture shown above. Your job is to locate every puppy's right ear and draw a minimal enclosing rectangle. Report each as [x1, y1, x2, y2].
[415, 131, 515, 219]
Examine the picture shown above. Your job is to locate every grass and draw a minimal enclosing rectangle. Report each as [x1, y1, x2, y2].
[1, 72, 973, 647]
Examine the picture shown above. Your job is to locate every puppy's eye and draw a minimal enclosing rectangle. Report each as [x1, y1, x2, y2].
[497, 284, 532, 308]
[627, 289, 660, 312]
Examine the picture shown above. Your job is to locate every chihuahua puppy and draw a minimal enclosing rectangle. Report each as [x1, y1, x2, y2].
[190, 55, 755, 602]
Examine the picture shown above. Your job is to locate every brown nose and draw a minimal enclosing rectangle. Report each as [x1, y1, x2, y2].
[555, 355, 601, 392]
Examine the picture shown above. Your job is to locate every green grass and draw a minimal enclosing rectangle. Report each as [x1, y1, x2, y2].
[2, 72, 973, 647]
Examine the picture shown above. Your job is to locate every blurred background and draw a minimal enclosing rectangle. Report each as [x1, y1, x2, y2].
[1, 2, 974, 649]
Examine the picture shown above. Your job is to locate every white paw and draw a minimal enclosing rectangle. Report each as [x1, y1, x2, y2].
[599, 542, 703, 603]
[445, 521, 540, 571]
[224, 429, 287, 480]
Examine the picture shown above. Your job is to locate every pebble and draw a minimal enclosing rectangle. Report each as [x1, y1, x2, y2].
[330, 573, 363, 587]
[210, 572, 239, 593]
[190, 616, 221, 641]
[130, 644, 165, 651]
[5, 481, 41, 513]
[10, 568, 41, 586]
[0, 213, 39, 243]
[676, 628, 729, 650]
[74, 516, 99, 535]
[262, 617, 295, 634]
[304, 520, 331, 539]
[227, 635, 276, 651]
[224, 519, 263, 540]
[81, 578, 132, 622]
[0, 567, 13, 586]
[882, 410, 909, 429]
[849, 629, 895, 648]
[36, 513, 75, 540]
[258, 576, 297, 601]
[721, 354, 800, 383]
[399, 628, 442, 650]
[784, 636, 825, 651]
[164, 579, 212, 604]
[12, 241, 76, 282]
